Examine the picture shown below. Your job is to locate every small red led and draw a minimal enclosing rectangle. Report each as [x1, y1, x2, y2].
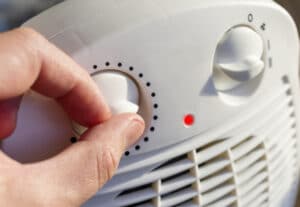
[184, 114, 195, 127]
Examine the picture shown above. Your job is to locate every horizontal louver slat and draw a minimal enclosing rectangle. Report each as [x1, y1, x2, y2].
[238, 173, 268, 196]
[239, 183, 267, 206]
[115, 188, 156, 207]
[203, 195, 236, 207]
[247, 193, 268, 207]
[200, 171, 233, 193]
[235, 160, 266, 185]
[234, 149, 265, 173]
[201, 184, 235, 205]
[231, 137, 262, 161]
[198, 157, 230, 180]
[160, 188, 198, 207]
[161, 174, 196, 195]
[177, 201, 198, 207]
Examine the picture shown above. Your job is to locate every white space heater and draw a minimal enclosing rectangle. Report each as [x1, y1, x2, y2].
[2, 0, 300, 206]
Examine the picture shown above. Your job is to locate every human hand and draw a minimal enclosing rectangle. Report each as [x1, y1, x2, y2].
[0, 28, 145, 207]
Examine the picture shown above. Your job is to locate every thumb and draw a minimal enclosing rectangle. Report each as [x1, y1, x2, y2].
[20, 114, 145, 206]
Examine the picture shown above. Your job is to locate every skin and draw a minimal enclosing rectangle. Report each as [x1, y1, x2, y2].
[0, 28, 145, 207]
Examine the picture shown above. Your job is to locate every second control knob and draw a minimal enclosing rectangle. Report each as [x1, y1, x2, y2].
[213, 26, 265, 91]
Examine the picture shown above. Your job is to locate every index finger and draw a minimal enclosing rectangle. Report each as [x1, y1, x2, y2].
[0, 28, 111, 126]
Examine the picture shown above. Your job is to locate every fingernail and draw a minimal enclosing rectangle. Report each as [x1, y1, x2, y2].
[124, 115, 145, 147]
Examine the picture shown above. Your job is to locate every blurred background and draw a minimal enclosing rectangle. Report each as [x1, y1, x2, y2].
[0, 0, 299, 32]
[0, 0, 63, 31]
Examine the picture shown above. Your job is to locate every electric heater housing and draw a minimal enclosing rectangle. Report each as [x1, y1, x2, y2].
[2, 0, 300, 206]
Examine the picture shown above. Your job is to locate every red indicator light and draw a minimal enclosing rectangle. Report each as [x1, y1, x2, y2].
[184, 114, 195, 127]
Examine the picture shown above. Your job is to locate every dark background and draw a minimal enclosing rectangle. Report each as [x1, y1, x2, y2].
[277, 0, 300, 32]
[0, 0, 63, 31]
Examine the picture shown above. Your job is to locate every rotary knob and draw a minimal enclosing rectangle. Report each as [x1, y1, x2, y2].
[93, 71, 140, 114]
[213, 26, 265, 92]
[73, 71, 140, 136]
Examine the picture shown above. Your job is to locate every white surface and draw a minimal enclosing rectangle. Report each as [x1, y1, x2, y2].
[2, 0, 299, 207]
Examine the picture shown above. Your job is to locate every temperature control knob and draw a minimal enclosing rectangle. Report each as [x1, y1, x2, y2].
[213, 26, 265, 91]
[72, 71, 140, 136]
[93, 71, 140, 114]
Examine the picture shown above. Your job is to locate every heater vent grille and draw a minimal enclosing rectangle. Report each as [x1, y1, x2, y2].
[88, 78, 298, 207]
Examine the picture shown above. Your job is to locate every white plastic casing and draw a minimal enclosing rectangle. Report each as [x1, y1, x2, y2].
[1, 0, 300, 207]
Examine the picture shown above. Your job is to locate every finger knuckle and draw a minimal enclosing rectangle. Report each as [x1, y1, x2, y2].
[14, 27, 46, 58]
[9, 27, 44, 74]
